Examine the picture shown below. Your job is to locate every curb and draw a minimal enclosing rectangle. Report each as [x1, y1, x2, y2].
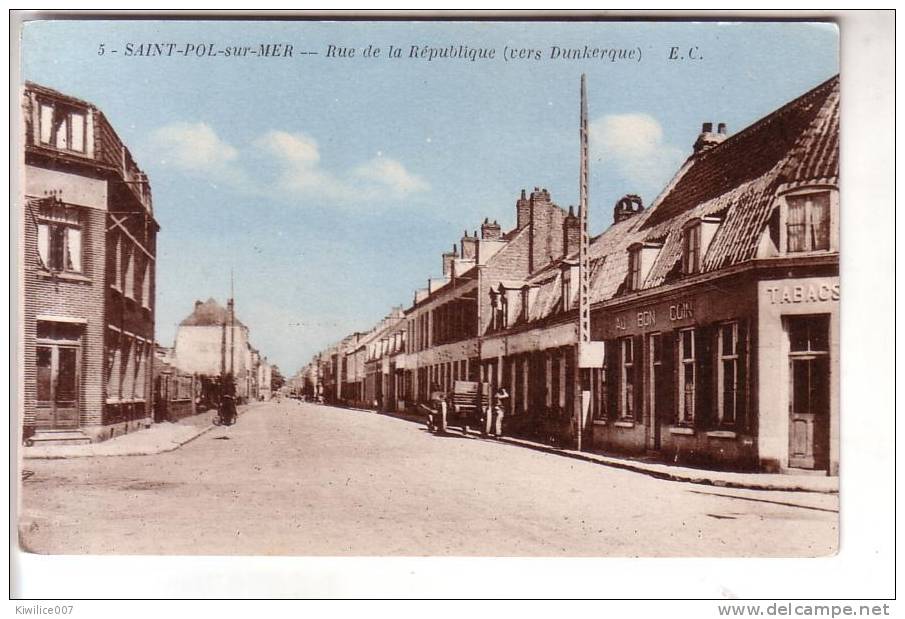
[22, 404, 260, 460]
[367, 407, 838, 495]
[22, 424, 216, 460]
[490, 435, 838, 494]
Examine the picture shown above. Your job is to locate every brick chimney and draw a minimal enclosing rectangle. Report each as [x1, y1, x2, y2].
[528, 187, 566, 272]
[693, 121, 728, 154]
[614, 194, 643, 224]
[481, 217, 502, 241]
[460, 230, 478, 260]
[442, 244, 458, 277]
[516, 189, 530, 229]
[563, 205, 580, 256]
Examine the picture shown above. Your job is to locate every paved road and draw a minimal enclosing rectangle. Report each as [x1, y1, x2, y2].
[19, 400, 838, 556]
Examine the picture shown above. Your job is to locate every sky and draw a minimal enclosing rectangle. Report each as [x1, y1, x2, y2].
[20, 19, 838, 375]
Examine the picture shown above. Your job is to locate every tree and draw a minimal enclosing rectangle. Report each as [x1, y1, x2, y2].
[271, 365, 286, 392]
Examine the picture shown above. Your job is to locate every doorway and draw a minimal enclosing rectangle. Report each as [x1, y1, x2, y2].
[36, 343, 80, 430]
[787, 315, 830, 470]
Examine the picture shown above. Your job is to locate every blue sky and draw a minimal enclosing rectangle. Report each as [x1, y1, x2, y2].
[21, 19, 838, 375]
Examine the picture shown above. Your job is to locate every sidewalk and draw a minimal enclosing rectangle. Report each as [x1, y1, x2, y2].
[373, 407, 839, 494]
[22, 403, 260, 460]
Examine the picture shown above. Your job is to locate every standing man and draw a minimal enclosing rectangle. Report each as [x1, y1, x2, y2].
[491, 387, 509, 437]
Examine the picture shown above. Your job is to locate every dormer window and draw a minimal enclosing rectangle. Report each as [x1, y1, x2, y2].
[628, 246, 642, 290]
[785, 191, 831, 253]
[38, 101, 86, 153]
[561, 268, 572, 310]
[681, 222, 702, 275]
[627, 241, 662, 291]
[681, 216, 721, 276]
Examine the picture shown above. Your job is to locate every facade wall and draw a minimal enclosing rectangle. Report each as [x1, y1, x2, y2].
[22, 84, 158, 442]
[756, 275, 840, 474]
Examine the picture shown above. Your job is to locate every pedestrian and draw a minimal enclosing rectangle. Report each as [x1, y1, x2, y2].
[491, 387, 509, 437]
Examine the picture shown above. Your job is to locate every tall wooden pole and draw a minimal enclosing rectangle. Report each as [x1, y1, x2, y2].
[229, 269, 235, 378]
[577, 74, 591, 452]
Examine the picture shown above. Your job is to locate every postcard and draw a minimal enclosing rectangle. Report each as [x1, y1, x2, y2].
[14, 13, 880, 602]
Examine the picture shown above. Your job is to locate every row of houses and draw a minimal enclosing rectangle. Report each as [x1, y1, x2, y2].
[302, 75, 840, 475]
[19, 82, 273, 444]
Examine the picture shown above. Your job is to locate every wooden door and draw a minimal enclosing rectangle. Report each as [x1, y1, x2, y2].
[787, 316, 830, 470]
[35, 344, 80, 430]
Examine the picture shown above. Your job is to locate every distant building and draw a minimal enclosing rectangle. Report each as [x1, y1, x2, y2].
[171, 298, 272, 404]
[21, 82, 158, 444]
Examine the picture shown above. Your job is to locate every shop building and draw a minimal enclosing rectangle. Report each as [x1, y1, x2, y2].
[305, 75, 839, 475]
[483, 75, 839, 474]
[21, 82, 158, 444]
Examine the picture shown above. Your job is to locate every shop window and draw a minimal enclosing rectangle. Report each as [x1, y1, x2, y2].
[717, 322, 739, 426]
[36, 216, 82, 274]
[681, 223, 702, 275]
[785, 192, 831, 253]
[38, 101, 87, 153]
[592, 344, 610, 421]
[678, 328, 696, 424]
[648, 332, 662, 425]
[620, 337, 635, 419]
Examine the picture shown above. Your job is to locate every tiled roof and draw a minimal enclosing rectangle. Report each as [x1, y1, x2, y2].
[641, 75, 839, 230]
[179, 298, 246, 328]
[509, 74, 839, 326]
[641, 75, 839, 284]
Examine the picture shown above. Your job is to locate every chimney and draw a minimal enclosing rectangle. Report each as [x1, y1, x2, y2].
[528, 187, 562, 273]
[614, 194, 644, 224]
[442, 244, 458, 277]
[693, 121, 728, 154]
[460, 230, 478, 260]
[516, 189, 530, 229]
[481, 217, 502, 241]
[563, 205, 580, 256]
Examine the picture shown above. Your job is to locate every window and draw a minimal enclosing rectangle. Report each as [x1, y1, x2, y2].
[562, 269, 573, 310]
[681, 223, 701, 275]
[142, 260, 152, 308]
[36, 212, 82, 274]
[620, 337, 635, 419]
[678, 329, 696, 424]
[123, 244, 134, 298]
[649, 332, 662, 424]
[628, 246, 642, 290]
[717, 323, 739, 426]
[500, 295, 508, 330]
[521, 288, 530, 321]
[38, 101, 86, 153]
[592, 345, 609, 421]
[786, 192, 831, 253]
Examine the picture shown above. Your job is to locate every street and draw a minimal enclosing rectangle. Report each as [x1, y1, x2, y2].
[19, 400, 838, 556]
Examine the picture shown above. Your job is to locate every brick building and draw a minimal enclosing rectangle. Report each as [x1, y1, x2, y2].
[21, 82, 158, 444]
[306, 75, 839, 475]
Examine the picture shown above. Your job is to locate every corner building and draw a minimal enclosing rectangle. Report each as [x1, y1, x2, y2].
[21, 82, 158, 444]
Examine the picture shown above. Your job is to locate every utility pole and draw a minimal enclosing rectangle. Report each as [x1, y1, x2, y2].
[576, 73, 596, 452]
[229, 269, 235, 379]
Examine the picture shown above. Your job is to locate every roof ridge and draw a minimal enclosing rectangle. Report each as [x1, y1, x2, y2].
[694, 74, 839, 162]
